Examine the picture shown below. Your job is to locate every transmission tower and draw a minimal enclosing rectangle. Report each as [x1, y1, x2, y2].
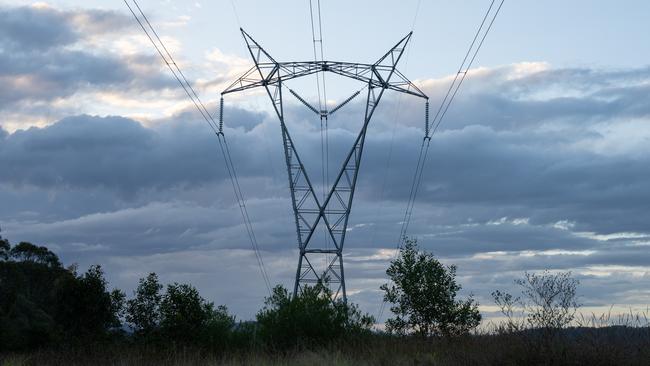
[222, 29, 428, 302]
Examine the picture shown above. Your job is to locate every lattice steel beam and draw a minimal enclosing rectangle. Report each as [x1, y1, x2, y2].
[222, 28, 427, 303]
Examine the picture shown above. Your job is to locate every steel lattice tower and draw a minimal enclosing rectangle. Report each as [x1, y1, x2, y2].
[222, 29, 428, 302]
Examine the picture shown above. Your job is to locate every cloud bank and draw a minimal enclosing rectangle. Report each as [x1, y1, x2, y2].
[1, 3, 649, 320]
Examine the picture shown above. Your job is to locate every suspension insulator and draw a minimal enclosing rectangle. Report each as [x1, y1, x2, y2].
[219, 97, 224, 134]
[289, 88, 320, 115]
[425, 100, 430, 138]
[329, 89, 362, 115]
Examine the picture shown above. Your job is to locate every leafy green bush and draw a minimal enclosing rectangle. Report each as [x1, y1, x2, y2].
[381, 238, 481, 337]
[0, 260, 65, 349]
[126, 273, 163, 338]
[199, 305, 236, 350]
[0, 234, 9, 260]
[0, 240, 123, 350]
[160, 283, 215, 342]
[256, 283, 374, 349]
[53, 265, 125, 341]
[125, 273, 235, 348]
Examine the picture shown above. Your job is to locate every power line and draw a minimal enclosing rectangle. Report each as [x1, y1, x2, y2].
[229, 0, 242, 28]
[124, 0, 272, 295]
[369, 0, 423, 248]
[373, 0, 422, 323]
[219, 133, 273, 292]
[124, 1, 217, 134]
[308, 0, 332, 278]
[432, 0, 505, 135]
[404, 0, 505, 240]
[378, 0, 505, 323]
[309, 0, 326, 113]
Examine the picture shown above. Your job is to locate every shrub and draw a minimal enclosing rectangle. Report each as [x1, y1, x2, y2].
[125, 273, 235, 347]
[381, 238, 481, 337]
[159, 283, 213, 343]
[126, 273, 162, 338]
[256, 283, 374, 349]
[0, 240, 123, 350]
[53, 265, 125, 341]
[492, 270, 580, 331]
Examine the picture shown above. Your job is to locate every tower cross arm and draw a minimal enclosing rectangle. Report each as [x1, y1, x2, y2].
[222, 29, 428, 100]
[222, 61, 428, 100]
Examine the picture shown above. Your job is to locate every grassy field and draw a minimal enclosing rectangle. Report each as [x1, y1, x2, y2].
[2, 326, 649, 366]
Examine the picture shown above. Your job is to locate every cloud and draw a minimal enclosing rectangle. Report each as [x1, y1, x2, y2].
[0, 4, 185, 130]
[0, 4, 132, 50]
[0, 4, 78, 50]
[2, 55, 650, 319]
[0, 113, 281, 196]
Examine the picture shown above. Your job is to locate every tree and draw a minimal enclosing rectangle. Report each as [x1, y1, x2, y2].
[491, 289, 524, 333]
[159, 282, 214, 342]
[200, 304, 236, 350]
[1, 241, 123, 349]
[0, 229, 9, 261]
[1, 238, 69, 349]
[125, 274, 234, 345]
[493, 270, 579, 330]
[381, 238, 481, 337]
[54, 265, 125, 339]
[126, 273, 162, 337]
[256, 283, 374, 349]
[9, 242, 61, 268]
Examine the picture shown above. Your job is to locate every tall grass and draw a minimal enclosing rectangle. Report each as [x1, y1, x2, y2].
[2, 309, 649, 366]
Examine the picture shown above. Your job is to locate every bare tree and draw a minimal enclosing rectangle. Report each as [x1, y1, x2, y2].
[493, 270, 580, 331]
[491, 289, 523, 333]
[518, 270, 579, 329]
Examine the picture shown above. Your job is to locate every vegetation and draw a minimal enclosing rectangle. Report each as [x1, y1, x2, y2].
[125, 272, 235, 347]
[0, 234, 648, 365]
[0, 240, 123, 349]
[256, 283, 373, 349]
[493, 269, 580, 333]
[381, 238, 481, 337]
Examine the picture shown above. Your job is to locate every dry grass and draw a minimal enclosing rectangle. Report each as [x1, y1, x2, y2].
[2, 310, 649, 366]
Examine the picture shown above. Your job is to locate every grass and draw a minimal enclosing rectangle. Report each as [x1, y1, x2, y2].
[2, 327, 649, 366]
[2, 310, 649, 366]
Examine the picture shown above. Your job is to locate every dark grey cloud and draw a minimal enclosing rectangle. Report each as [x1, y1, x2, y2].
[369, 65, 650, 135]
[0, 5, 131, 51]
[0, 5, 77, 50]
[2, 61, 650, 319]
[0, 4, 175, 111]
[0, 113, 283, 197]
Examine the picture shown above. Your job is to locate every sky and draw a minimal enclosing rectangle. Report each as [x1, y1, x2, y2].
[1, 0, 650, 322]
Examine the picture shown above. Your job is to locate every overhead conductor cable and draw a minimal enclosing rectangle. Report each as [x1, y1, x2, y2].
[124, 0, 272, 295]
[379, 0, 506, 323]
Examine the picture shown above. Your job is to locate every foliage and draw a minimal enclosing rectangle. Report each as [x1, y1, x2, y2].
[256, 283, 374, 349]
[4, 321, 650, 366]
[492, 270, 580, 330]
[159, 283, 219, 343]
[0, 242, 66, 350]
[0, 234, 647, 366]
[53, 265, 125, 340]
[126, 273, 163, 337]
[0, 231, 9, 260]
[125, 273, 235, 346]
[199, 305, 237, 350]
[0, 240, 123, 350]
[381, 238, 481, 337]
[9, 242, 61, 268]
